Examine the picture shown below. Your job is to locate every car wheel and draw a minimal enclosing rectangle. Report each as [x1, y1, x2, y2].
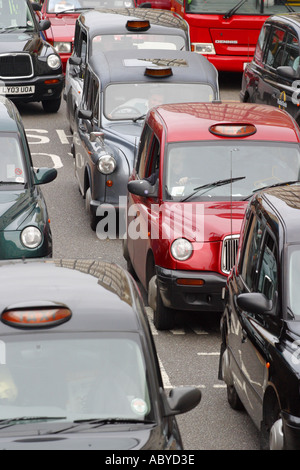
[260, 401, 283, 450]
[154, 285, 174, 331]
[226, 384, 244, 410]
[42, 97, 61, 113]
[85, 187, 98, 231]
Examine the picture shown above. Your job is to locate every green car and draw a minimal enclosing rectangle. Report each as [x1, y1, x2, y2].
[0, 97, 57, 259]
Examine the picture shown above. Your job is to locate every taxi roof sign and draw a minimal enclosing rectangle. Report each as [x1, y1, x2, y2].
[126, 20, 150, 32]
[209, 123, 257, 137]
[1, 307, 72, 329]
[145, 67, 173, 78]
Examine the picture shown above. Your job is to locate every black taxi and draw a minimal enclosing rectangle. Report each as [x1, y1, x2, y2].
[71, 48, 219, 231]
[219, 182, 300, 450]
[0, 258, 201, 449]
[0, 0, 64, 113]
[241, 13, 300, 125]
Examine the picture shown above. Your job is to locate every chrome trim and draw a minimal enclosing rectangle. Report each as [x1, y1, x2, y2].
[0, 53, 34, 79]
[221, 234, 239, 274]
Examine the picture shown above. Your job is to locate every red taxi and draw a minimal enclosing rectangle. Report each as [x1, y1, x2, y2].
[38, 0, 137, 72]
[124, 102, 300, 330]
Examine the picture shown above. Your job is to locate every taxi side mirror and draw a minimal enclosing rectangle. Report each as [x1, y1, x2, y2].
[139, 2, 152, 7]
[39, 19, 51, 32]
[128, 179, 158, 198]
[276, 66, 297, 79]
[161, 386, 201, 417]
[34, 167, 57, 185]
[236, 292, 273, 315]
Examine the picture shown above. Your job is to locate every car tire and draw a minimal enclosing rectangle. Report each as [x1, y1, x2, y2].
[122, 239, 137, 278]
[85, 187, 98, 231]
[42, 97, 61, 113]
[154, 286, 174, 331]
[226, 384, 244, 410]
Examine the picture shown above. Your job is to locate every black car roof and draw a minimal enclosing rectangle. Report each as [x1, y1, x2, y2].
[0, 259, 144, 333]
[88, 49, 218, 89]
[266, 13, 300, 27]
[79, 8, 189, 36]
[255, 183, 300, 244]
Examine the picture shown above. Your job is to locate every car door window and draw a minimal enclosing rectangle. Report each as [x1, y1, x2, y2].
[241, 214, 265, 291]
[255, 24, 269, 66]
[136, 124, 153, 179]
[283, 32, 300, 70]
[265, 26, 286, 69]
[257, 232, 278, 302]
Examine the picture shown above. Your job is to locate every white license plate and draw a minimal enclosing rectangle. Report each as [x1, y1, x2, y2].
[0, 85, 35, 95]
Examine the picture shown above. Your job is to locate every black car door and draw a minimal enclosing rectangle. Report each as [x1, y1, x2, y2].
[238, 225, 279, 426]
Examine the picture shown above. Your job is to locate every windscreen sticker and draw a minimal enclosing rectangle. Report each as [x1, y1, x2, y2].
[131, 397, 148, 415]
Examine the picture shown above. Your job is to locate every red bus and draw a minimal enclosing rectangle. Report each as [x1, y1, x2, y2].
[170, 0, 300, 72]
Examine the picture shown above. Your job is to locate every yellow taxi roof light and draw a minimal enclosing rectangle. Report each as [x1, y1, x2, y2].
[145, 67, 173, 78]
[1, 307, 72, 329]
[126, 20, 150, 31]
[209, 123, 257, 137]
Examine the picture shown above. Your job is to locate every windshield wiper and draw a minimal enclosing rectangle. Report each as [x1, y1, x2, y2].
[0, 416, 66, 429]
[223, 0, 248, 19]
[243, 180, 300, 200]
[56, 7, 93, 14]
[0, 26, 31, 32]
[133, 114, 147, 122]
[180, 176, 246, 202]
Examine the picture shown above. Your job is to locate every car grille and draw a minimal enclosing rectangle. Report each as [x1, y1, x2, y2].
[221, 235, 240, 274]
[0, 53, 33, 79]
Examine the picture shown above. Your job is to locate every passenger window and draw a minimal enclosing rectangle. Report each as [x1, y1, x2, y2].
[265, 27, 286, 68]
[255, 24, 268, 65]
[241, 215, 264, 291]
[257, 233, 278, 302]
[283, 33, 300, 70]
[145, 135, 160, 179]
[136, 124, 153, 179]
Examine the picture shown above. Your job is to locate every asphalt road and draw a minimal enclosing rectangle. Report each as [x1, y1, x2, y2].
[17, 71, 261, 450]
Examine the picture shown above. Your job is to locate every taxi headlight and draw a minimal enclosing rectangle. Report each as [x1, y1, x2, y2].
[97, 155, 116, 175]
[171, 238, 193, 261]
[21, 226, 42, 249]
[53, 42, 72, 54]
[47, 54, 61, 69]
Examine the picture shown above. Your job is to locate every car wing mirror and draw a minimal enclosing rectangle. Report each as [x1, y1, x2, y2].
[237, 292, 273, 315]
[78, 109, 92, 120]
[34, 167, 57, 185]
[161, 386, 201, 417]
[39, 19, 51, 32]
[69, 56, 82, 67]
[128, 179, 158, 198]
[276, 65, 297, 79]
[31, 3, 42, 11]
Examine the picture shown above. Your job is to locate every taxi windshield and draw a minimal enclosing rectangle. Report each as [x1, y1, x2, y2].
[186, 0, 300, 15]
[0, 0, 35, 30]
[47, 0, 134, 13]
[105, 83, 215, 120]
[0, 333, 154, 423]
[92, 34, 187, 54]
[0, 134, 26, 186]
[163, 141, 300, 201]
[287, 245, 300, 319]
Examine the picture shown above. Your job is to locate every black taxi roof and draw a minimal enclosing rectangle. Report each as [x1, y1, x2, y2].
[0, 259, 145, 334]
[0, 97, 20, 133]
[254, 183, 300, 245]
[88, 49, 218, 90]
[78, 7, 189, 37]
[265, 12, 300, 28]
